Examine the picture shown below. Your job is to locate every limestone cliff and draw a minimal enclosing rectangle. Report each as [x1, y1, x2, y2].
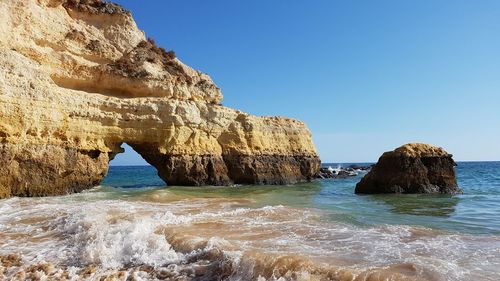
[0, 0, 320, 198]
[355, 144, 461, 194]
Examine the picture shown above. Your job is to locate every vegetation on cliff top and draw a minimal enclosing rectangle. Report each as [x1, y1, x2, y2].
[63, 0, 129, 15]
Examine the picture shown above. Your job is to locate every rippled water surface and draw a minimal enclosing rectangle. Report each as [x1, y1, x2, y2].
[0, 162, 499, 280]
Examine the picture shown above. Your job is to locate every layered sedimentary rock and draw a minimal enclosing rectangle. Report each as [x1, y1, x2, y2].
[355, 144, 461, 194]
[0, 0, 320, 198]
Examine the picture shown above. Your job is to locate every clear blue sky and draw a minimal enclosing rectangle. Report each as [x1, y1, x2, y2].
[110, 0, 500, 165]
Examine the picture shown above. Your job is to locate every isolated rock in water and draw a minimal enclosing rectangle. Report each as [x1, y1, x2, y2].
[0, 0, 320, 198]
[355, 144, 461, 194]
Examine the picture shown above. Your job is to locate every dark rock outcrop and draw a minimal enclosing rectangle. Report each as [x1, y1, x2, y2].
[316, 165, 371, 179]
[355, 143, 461, 194]
[130, 143, 320, 186]
[0, 143, 121, 198]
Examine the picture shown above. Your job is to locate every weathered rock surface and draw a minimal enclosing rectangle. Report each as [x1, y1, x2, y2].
[355, 144, 461, 194]
[0, 0, 320, 198]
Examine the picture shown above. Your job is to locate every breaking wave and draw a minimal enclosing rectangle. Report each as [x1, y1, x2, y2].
[0, 189, 499, 280]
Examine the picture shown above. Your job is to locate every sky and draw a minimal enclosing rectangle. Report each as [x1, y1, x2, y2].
[110, 0, 500, 165]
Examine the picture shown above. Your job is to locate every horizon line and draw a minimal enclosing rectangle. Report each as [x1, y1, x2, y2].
[110, 160, 500, 167]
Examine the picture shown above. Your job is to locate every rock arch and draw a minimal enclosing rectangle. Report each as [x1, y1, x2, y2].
[0, 0, 320, 198]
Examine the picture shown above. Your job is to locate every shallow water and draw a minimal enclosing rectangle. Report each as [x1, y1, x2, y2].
[0, 162, 499, 280]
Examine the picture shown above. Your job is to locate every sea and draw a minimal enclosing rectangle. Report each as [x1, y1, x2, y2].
[0, 162, 499, 280]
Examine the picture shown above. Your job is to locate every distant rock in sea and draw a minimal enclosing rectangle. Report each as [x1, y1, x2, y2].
[316, 165, 371, 179]
[355, 143, 461, 194]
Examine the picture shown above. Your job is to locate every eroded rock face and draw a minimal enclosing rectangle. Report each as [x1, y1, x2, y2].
[0, 0, 320, 198]
[355, 144, 461, 194]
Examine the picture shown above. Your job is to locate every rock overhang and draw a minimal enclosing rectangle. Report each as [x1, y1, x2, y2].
[0, 0, 320, 198]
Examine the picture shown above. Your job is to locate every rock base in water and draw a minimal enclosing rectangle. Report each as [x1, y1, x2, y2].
[355, 143, 461, 194]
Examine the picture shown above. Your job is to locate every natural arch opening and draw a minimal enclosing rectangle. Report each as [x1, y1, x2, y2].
[102, 143, 165, 188]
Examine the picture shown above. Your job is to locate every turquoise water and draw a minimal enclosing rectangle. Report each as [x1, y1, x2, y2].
[103, 161, 500, 236]
[1, 162, 499, 280]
